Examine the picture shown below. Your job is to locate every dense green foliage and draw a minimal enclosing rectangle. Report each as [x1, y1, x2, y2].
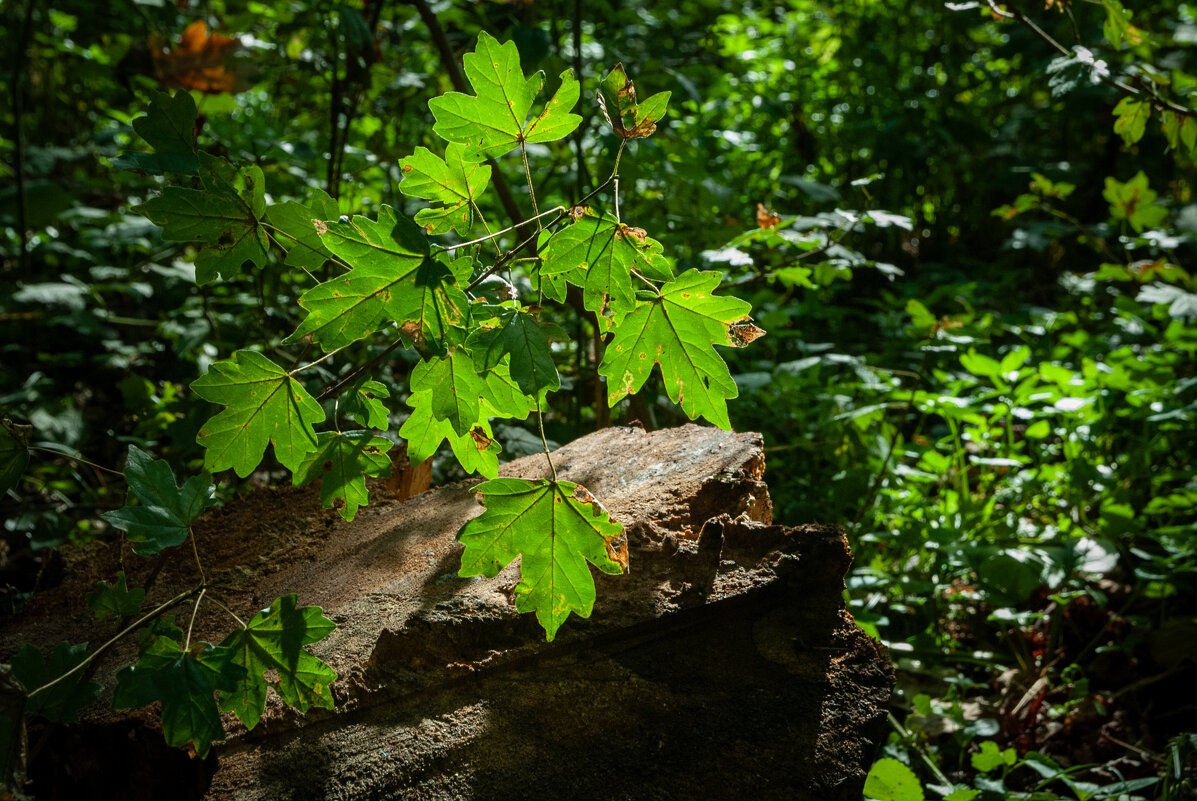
[2, 0, 1195, 797]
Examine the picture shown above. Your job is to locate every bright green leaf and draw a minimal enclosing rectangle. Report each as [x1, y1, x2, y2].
[265, 189, 340, 273]
[428, 31, 547, 159]
[971, 740, 1018, 773]
[191, 350, 324, 477]
[1104, 171, 1168, 233]
[597, 63, 671, 139]
[113, 637, 244, 758]
[292, 430, 392, 521]
[100, 445, 214, 555]
[599, 270, 758, 430]
[540, 212, 674, 314]
[457, 478, 625, 640]
[411, 348, 484, 437]
[399, 143, 492, 236]
[524, 69, 584, 143]
[344, 378, 390, 430]
[285, 206, 432, 351]
[218, 595, 337, 730]
[135, 152, 269, 284]
[399, 391, 500, 478]
[13, 641, 102, 723]
[1162, 111, 1197, 155]
[112, 90, 199, 174]
[863, 757, 924, 801]
[86, 571, 146, 619]
[1112, 97, 1150, 146]
[960, 350, 1002, 379]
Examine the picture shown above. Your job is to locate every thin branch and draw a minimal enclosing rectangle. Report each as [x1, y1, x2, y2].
[290, 344, 348, 375]
[207, 595, 248, 629]
[30, 446, 124, 477]
[441, 205, 566, 253]
[26, 587, 200, 699]
[184, 587, 207, 651]
[316, 335, 406, 402]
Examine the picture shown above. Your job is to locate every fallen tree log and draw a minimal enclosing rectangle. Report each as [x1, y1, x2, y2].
[2, 424, 893, 800]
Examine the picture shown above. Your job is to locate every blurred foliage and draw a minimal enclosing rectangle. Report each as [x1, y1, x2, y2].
[1, 0, 1195, 796]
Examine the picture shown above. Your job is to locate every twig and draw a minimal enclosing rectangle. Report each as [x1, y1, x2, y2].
[30, 446, 124, 477]
[316, 336, 406, 402]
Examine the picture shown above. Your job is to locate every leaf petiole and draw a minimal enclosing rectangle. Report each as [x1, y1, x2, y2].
[441, 205, 566, 253]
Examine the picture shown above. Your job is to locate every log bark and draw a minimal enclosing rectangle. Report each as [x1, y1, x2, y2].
[1, 424, 892, 800]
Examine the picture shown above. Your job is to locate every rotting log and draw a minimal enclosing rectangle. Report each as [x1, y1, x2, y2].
[1, 424, 893, 801]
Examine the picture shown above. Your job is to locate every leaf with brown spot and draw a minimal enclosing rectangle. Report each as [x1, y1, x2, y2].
[292, 430, 392, 522]
[596, 63, 670, 140]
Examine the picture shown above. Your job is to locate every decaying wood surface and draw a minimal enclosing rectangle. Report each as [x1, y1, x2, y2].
[1, 424, 893, 801]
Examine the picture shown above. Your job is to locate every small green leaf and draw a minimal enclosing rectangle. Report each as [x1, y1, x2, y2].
[100, 446, 214, 555]
[113, 637, 244, 758]
[1162, 111, 1197, 155]
[1104, 171, 1168, 233]
[465, 306, 561, 395]
[343, 378, 391, 430]
[540, 213, 674, 314]
[411, 349, 484, 437]
[112, 90, 199, 174]
[135, 152, 269, 284]
[399, 390, 501, 479]
[944, 789, 979, 801]
[1025, 419, 1051, 439]
[599, 270, 758, 430]
[428, 31, 546, 159]
[13, 642, 102, 723]
[399, 143, 492, 236]
[191, 350, 325, 477]
[285, 206, 432, 351]
[86, 571, 146, 619]
[524, 69, 584, 143]
[1102, 0, 1144, 49]
[960, 350, 1002, 379]
[863, 757, 924, 801]
[265, 189, 340, 273]
[457, 478, 625, 640]
[292, 430, 392, 521]
[0, 418, 31, 496]
[971, 740, 1018, 773]
[1112, 97, 1149, 146]
[218, 595, 337, 730]
[597, 63, 671, 139]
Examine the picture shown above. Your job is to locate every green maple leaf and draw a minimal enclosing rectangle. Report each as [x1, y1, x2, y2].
[399, 390, 501, 478]
[285, 205, 432, 351]
[1104, 171, 1168, 233]
[135, 152, 269, 284]
[399, 143, 492, 236]
[292, 430, 392, 521]
[395, 257, 471, 352]
[597, 63, 671, 139]
[0, 418, 30, 496]
[410, 348, 484, 437]
[479, 359, 540, 421]
[1113, 97, 1150, 147]
[465, 305, 562, 395]
[343, 378, 390, 430]
[1162, 111, 1197, 155]
[13, 641, 102, 723]
[540, 212, 674, 314]
[191, 350, 325, 477]
[113, 637, 245, 758]
[86, 571, 146, 619]
[265, 189, 340, 273]
[599, 270, 763, 430]
[457, 478, 625, 641]
[428, 32, 581, 159]
[100, 445, 214, 555]
[112, 90, 199, 174]
[217, 595, 337, 731]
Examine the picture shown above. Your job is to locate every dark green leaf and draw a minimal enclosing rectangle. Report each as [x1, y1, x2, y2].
[100, 445, 214, 555]
[86, 571, 145, 619]
[465, 306, 561, 395]
[265, 189, 340, 273]
[596, 63, 671, 139]
[112, 90, 199, 174]
[13, 642, 101, 723]
[0, 419, 30, 496]
[343, 378, 391, 430]
[410, 349, 484, 437]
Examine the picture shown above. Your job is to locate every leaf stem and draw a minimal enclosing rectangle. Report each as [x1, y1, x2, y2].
[184, 587, 207, 651]
[520, 140, 541, 227]
[189, 526, 206, 585]
[613, 177, 621, 222]
[207, 595, 248, 629]
[442, 205, 566, 253]
[26, 587, 200, 699]
[316, 335, 406, 402]
[30, 446, 124, 477]
[535, 395, 558, 481]
[290, 344, 348, 376]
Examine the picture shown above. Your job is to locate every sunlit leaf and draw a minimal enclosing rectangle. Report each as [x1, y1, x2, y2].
[292, 430, 392, 521]
[596, 63, 670, 139]
[457, 478, 625, 640]
[398, 143, 491, 236]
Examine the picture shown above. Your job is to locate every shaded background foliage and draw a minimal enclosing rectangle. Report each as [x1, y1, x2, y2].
[2, 0, 1195, 797]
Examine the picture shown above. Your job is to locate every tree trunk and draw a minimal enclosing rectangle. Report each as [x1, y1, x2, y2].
[2, 424, 893, 800]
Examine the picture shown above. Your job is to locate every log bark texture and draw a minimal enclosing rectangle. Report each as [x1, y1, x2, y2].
[2, 424, 893, 800]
